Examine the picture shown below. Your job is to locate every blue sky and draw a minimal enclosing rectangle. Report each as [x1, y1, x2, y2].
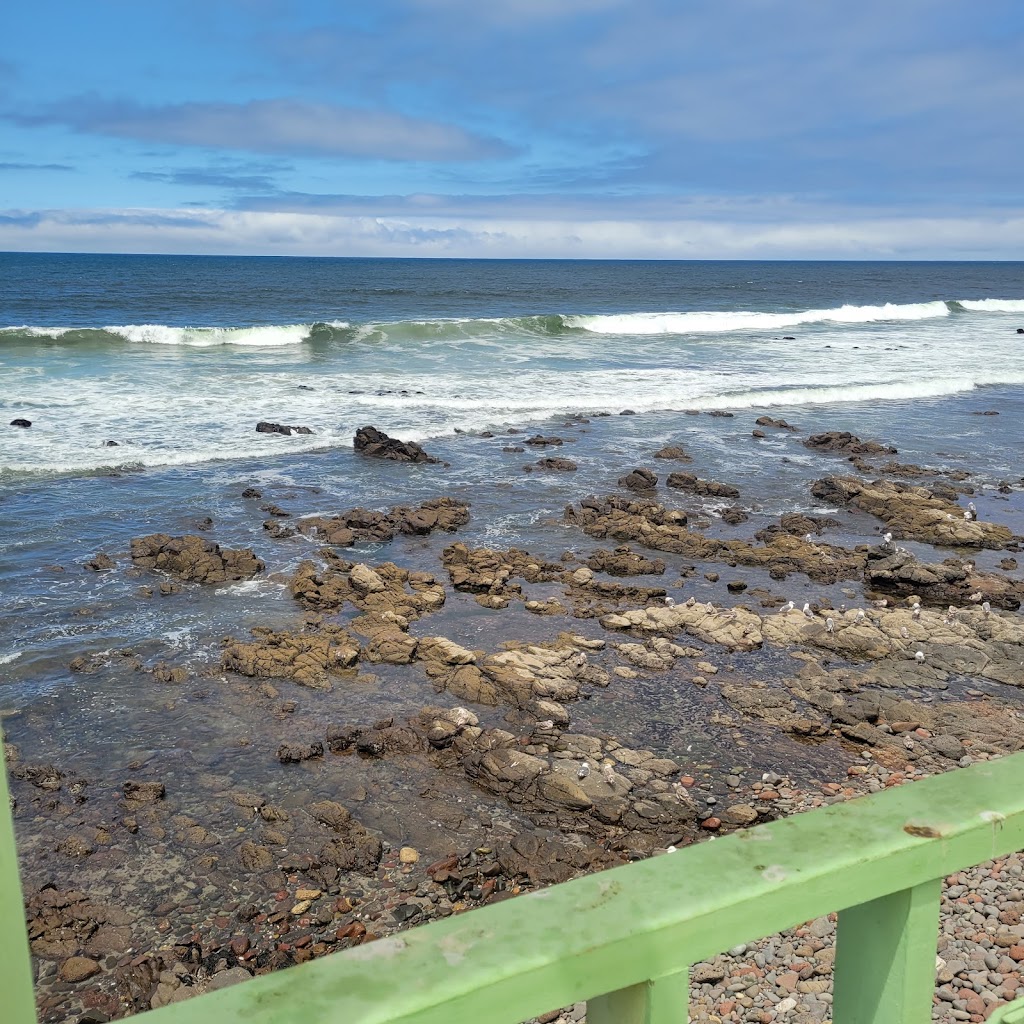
[1, 0, 1023, 258]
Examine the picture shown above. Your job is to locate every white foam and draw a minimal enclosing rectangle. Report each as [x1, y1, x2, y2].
[0, 325, 73, 338]
[566, 301, 951, 335]
[107, 323, 313, 347]
[0, 651, 22, 665]
[959, 299, 1024, 312]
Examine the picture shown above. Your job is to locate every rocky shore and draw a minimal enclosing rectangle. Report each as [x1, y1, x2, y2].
[6, 419, 1024, 1024]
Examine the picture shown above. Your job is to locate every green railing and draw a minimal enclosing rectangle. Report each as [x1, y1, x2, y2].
[5, 748, 1024, 1024]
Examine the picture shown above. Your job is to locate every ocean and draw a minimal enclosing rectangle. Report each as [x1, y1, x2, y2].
[4, 253, 1024, 1020]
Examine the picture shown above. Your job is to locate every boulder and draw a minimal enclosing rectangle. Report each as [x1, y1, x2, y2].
[130, 534, 264, 583]
[353, 426, 438, 463]
[618, 468, 658, 493]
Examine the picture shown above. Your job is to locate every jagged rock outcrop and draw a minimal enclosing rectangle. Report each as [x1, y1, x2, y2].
[442, 543, 567, 608]
[353, 426, 438, 463]
[811, 475, 1015, 548]
[221, 625, 361, 690]
[804, 431, 897, 456]
[290, 559, 445, 618]
[256, 421, 313, 436]
[295, 497, 469, 547]
[585, 546, 666, 577]
[665, 473, 740, 499]
[130, 534, 264, 583]
[566, 495, 863, 583]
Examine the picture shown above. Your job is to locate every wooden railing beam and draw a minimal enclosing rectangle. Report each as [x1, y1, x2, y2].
[588, 967, 689, 1024]
[833, 877, 942, 1024]
[0, 743, 37, 1024]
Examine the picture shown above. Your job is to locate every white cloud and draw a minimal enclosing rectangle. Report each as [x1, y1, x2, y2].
[2, 202, 1024, 259]
[12, 97, 513, 161]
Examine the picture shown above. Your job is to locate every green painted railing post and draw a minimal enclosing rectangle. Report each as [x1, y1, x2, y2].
[0, 737, 37, 1024]
[588, 967, 689, 1024]
[832, 877, 942, 1023]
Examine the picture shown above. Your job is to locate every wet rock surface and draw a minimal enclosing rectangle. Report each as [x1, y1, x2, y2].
[353, 426, 439, 463]
[130, 534, 264, 583]
[812, 475, 1016, 548]
[293, 497, 470, 547]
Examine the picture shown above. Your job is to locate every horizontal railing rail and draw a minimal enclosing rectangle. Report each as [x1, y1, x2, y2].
[5, 745, 1024, 1023]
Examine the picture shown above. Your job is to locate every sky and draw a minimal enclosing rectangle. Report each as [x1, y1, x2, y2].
[1, 0, 1023, 259]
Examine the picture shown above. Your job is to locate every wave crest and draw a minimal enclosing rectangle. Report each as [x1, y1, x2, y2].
[564, 301, 951, 335]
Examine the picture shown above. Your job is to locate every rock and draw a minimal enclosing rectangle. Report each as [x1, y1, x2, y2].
[256, 421, 313, 436]
[535, 457, 578, 471]
[60, 956, 101, 983]
[618, 469, 658, 493]
[353, 426, 439, 464]
[399, 847, 419, 864]
[84, 552, 115, 571]
[296, 497, 469, 547]
[665, 473, 740, 499]
[122, 780, 165, 806]
[222, 624, 360, 690]
[567, 495, 861, 584]
[804, 430, 897, 456]
[10, 418, 31, 428]
[652, 445, 692, 461]
[276, 741, 323, 763]
[525, 435, 564, 447]
[586, 547, 665, 577]
[811, 475, 1014, 549]
[207, 967, 253, 991]
[755, 416, 797, 431]
[130, 534, 264, 583]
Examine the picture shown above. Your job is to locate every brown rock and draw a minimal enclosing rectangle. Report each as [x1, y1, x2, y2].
[60, 956, 101, 983]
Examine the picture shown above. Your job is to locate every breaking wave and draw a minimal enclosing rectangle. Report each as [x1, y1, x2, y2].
[2, 297, 1023, 347]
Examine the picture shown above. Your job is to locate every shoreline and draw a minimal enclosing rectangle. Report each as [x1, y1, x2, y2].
[4, 392, 1024, 1023]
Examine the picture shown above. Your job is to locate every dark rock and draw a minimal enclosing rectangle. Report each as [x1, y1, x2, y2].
[586, 547, 665, 577]
[755, 416, 797, 431]
[665, 473, 740, 499]
[524, 435, 564, 447]
[84, 553, 115, 571]
[804, 431, 897, 456]
[241, 487, 262, 499]
[277, 742, 323, 763]
[502, 446, 525, 453]
[536, 457, 578, 471]
[103, 440, 119, 447]
[619, 409, 636, 416]
[652, 445, 692, 461]
[295, 497, 469, 548]
[720, 506, 749, 525]
[353, 426, 438, 463]
[256, 421, 314, 436]
[10, 418, 31, 428]
[618, 468, 658, 493]
[705, 410, 734, 418]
